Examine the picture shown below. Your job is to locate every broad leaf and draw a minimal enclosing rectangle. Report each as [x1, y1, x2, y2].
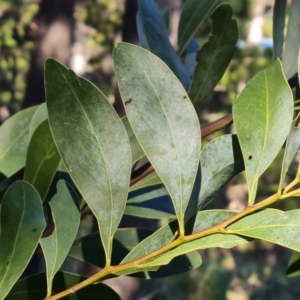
[0, 181, 45, 299]
[24, 120, 61, 200]
[233, 59, 294, 204]
[273, 0, 287, 60]
[278, 122, 300, 191]
[198, 134, 244, 209]
[184, 38, 199, 80]
[121, 210, 241, 266]
[40, 180, 80, 297]
[137, 0, 190, 89]
[228, 209, 300, 252]
[188, 3, 238, 110]
[178, 0, 217, 56]
[0, 106, 37, 178]
[45, 59, 132, 264]
[136, 11, 147, 49]
[286, 251, 300, 277]
[29, 102, 48, 138]
[122, 116, 144, 164]
[282, 0, 300, 79]
[6, 272, 121, 300]
[126, 186, 175, 219]
[113, 43, 201, 235]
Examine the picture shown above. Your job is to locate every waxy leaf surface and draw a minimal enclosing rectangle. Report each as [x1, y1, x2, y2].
[189, 3, 238, 110]
[0, 106, 37, 178]
[113, 43, 201, 233]
[233, 60, 293, 204]
[0, 181, 45, 299]
[29, 102, 48, 137]
[40, 180, 80, 296]
[24, 120, 61, 200]
[178, 0, 217, 56]
[198, 134, 244, 209]
[228, 209, 300, 252]
[45, 59, 131, 262]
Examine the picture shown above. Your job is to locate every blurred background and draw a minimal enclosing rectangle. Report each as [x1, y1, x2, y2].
[1, 0, 300, 299]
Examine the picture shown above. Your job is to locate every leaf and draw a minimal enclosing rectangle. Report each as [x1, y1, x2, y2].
[177, 0, 218, 56]
[282, 0, 300, 79]
[278, 121, 300, 191]
[137, 0, 190, 90]
[40, 180, 80, 297]
[160, 6, 171, 30]
[0, 181, 46, 299]
[198, 134, 244, 209]
[0, 106, 38, 178]
[273, 0, 287, 60]
[286, 251, 300, 277]
[121, 210, 242, 266]
[129, 170, 162, 191]
[6, 272, 121, 300]
[45, 59, 132, 264]
[125, 186, 175, 219]
[228, 209, 300, 252]
[69, 228, 199, 278]
[122, 116, 144, 164]
[29, 102, 48, 138]
[136, 11, 148, 49]
[184, 38, 199, 80]
[233, 59, 294, 204]
[113, 43, 201, 235]
[188, 3, 238, 110]
[24, 120, 61, 201]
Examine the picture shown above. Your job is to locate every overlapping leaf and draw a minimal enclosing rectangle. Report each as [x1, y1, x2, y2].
[273, 0, 287, 60]
[0, 181, 46, 299]
[24, 120, 61, 200]
[45, 59, 132, 263]
[129, 171, 161, 191]
[188, 3, 238, 110]
[178, 0, 217, 56]
[198, 134, 244, 209]
[233, 59, 294, 204]
[137, 0, 190, 89]
[126, 186, 175, 219]
[113, 43, 201, 234]
[0, 106, 37, 178]
[286, 251, 300, 277]
[29, 102, 48, 137]
[282, 0, 300, 78]
[40, 180, 80, 297]
[6, 272, 121, 300]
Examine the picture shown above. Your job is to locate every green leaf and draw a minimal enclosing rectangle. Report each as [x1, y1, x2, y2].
[198, 134, 244, 209]
[29, 102, 48, 138]
[122, 116, 144, 164]
[113, 43, 201, 235]
[188, 3, 238, 110]
[40, 180, 80, 297]
[178, 0, 218, 56]
[125, 186, 175, 219]
[233, 59, 294, 204]
[228, 209, 300, 252]
[137, 0, 190, 89]
[45, 59, 131, 264]
[121, 210, 242, 266]
[0, 106, 37, 178]
[129, 170, 162, 191]
[0, 181, 46, 299]
[286, 251, 300, 277]
[278, 121, 300, 191]
[273, 0, 287, 60]
[282, 0, 300, 79]
[24, 120, 61, 201]
[6, 272, 121, 300]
